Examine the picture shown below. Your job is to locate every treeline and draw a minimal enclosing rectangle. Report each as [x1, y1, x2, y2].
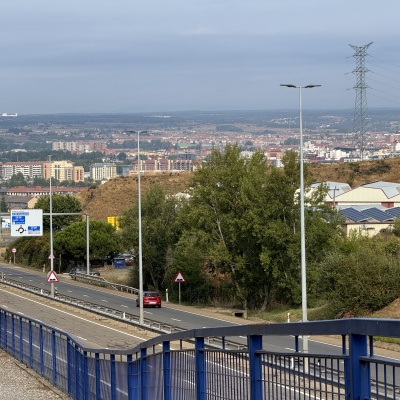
[9, 144, 400, 318]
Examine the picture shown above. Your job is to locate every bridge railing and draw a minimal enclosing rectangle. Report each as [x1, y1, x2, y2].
[0, 306, 399, 399]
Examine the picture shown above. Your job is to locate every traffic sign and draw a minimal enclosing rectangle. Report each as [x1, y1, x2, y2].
[174, 272, 186, 283]
[46, 271, 59, 283]
[11, 209, 43, 237]
[48, 254, 56, 260]
[11, 248, 16, 253]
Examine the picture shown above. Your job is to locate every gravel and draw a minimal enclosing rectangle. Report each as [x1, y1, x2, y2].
[0, 350, 70, 399]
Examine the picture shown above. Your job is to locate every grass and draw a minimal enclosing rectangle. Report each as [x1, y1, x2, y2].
[99, 267, 132, 285]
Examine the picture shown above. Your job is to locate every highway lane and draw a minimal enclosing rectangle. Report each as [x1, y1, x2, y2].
[0, 285, 149, 350]
[0, 264, 378, 357]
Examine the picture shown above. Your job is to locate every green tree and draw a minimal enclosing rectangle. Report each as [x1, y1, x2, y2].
[53, 220, 121, 266]
[119, 183, 179, 292]
[34, 194, 82, 231]
[6, 172, 28, 188]
[0, 196, 8, 212]
[175, 145, 341, 310]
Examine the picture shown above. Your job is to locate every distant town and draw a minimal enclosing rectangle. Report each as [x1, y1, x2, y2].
[1, 109, 400, 188]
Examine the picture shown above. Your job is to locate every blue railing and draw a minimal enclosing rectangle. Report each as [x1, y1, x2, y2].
[1, 307, 400, 399]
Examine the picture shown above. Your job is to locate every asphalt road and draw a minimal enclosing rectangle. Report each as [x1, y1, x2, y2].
[0, 263, 348, 357]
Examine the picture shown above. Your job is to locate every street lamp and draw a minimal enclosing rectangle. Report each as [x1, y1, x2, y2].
[280, 83, 321, 356]
[128, 130, 148, 325]
[48, 155, 55, 298]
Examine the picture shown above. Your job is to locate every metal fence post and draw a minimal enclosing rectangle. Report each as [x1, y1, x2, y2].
[39, 324, 44, 375]
[95, 353, 101, 400]
[163, 341, 171, 400]
[67, 339, 73, 398]
[11, 315, 15, 355]
[52, 330, 57, 385]
[111, 353, 116, 400]
[141, 347, 147, 400]
[249, 335, 263, 400]
[19, 317, 23, 362]
[349, 333, 370, 399]
[29, 320, 33, 369]
[195, 337, 206, 400]
[83, 350, 89, 400]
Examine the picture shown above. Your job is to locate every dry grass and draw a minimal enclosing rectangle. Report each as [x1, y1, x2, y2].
[77, 172, 191, 221]
[99, 267, 132, 285]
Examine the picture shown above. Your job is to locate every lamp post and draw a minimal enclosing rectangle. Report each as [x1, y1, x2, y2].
[280, 84, 321, 357]
[48, 155, 55, 298]
[128, 130, 148, 325]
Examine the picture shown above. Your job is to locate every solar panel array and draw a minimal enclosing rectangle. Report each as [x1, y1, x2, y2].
[340, 208, 369, 222]
[386, 207, 400, 218]
[340, 206, 400, 222]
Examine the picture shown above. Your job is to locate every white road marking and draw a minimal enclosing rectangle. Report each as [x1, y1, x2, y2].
[0, 288, 146, 341]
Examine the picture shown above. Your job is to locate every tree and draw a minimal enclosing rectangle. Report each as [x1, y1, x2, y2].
[53, 220, 121, 265]
[34, 194, 82, 231]
[175, 145, 341, 310]
[6, 172, 28, 188]
[0, 196, 8, 212]
[119, 183, 179, 292]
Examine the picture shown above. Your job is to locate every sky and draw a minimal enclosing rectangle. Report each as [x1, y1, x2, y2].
[1, 0, 400, 114]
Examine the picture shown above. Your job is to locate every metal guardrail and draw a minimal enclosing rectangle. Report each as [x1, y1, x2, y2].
[1, 308, 399, 400]
[0, 273, 249, 350]
[72, 272, 139, 295]
[0, 274, 183, 335]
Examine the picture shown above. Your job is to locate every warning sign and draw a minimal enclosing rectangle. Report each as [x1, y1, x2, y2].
[46, 271, 59, 283]
[174, 272, 186, 283]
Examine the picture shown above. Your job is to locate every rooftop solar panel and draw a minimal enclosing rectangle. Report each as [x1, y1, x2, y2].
[340, 208, 369, 222]
[363, 208, 394, 222]
[386, 207, 400, 218]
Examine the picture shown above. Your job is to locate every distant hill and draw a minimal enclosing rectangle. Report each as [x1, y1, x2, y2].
[77, 158, 400, 220]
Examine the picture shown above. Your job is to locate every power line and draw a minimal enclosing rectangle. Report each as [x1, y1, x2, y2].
[349, 42, 373, 160]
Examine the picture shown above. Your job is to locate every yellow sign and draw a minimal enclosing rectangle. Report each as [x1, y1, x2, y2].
[107, 216, 120, 230]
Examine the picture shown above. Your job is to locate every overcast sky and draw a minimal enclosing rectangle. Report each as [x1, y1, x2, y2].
[1, 0, 400, 114]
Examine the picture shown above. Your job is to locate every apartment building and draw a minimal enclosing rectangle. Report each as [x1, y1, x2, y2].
[1, 162, 44, 181]
[90, 163, 117, 181]
[52, 141, 107, 154]
[131, 157, 194, 172]
[1, 161, 84, 183]
[43, 161, 85, 183]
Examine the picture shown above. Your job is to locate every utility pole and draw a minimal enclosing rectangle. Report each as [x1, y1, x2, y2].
[349, 42, 373, 160]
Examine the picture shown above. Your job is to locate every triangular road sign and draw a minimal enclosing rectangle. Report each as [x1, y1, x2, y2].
[174, 272, 186, 283]
[46, 271, 59, 283]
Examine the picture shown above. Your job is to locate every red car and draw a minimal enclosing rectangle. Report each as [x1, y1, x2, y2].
[136, 291, 162, 308]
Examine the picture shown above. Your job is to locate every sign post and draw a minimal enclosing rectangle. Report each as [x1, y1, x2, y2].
[12, 247, 16, 264]
[174, 272, 186, 305]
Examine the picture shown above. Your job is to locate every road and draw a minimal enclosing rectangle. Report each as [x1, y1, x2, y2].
[0, 263, 395, 361]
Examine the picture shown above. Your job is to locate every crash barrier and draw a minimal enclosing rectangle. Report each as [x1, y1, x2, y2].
[0, 308, 399, 400]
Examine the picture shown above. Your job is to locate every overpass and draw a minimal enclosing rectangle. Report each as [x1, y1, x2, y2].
[0, 306, 399, 399]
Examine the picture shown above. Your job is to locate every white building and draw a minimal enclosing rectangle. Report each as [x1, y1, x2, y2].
[90, 163, 117, 181]
[1, 162, 44, 181]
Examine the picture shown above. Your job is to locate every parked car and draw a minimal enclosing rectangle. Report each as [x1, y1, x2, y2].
[69, 267, 100, 278]
[136, 291, 162, 308]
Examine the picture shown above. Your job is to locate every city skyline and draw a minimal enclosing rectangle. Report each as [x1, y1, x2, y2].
[1, 1, 400, 114]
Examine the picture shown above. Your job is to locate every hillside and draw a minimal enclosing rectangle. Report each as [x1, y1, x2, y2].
[308, 157, 400, 187]
[77, 172, 192, 220]
[77, 158, 400, 220]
